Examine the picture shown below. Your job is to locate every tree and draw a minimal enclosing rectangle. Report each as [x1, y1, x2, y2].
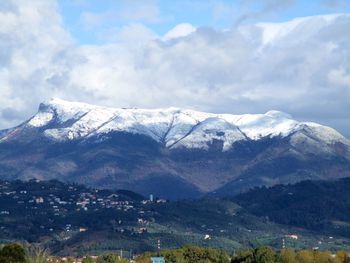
[82, 256, 96, 263]
[0, 243, 26, 263]
[254, 247, 276, 263]
[336, 251, 350, 263]
[97, 253, 128, 263]
[163, 251, 180, 263]
[296, 250, 314, 263]
[183, 246, 205, 263]
[25, 244, 50, 263]
[135, 253, 152, 263]
[279, 249, 297, 263]
[231, 249, 254, 263]
[314, 251, 333, 263]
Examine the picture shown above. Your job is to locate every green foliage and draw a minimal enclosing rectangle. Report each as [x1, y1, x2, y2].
[335, 251, 350, 263]
[234, 178, 350, 232]
[231, 250, 254, 263]
[231, 247, 276, 263]
[1, 243, 350, 263]
[254, 247, 276, 263]
[295, 250, 314, 263]
[314, 251, 333, 263]
[25, 244, 50, 263]
[135, 253, 152, 263]
[136, 246, 229, 263]
[0, 243, 26, 263]
[231, 247, 350, 263]
[279, 249, 297, 263]
[82, 256, 96, 263]
[3, 179, 350, 254]
[97, 253, 128, 263]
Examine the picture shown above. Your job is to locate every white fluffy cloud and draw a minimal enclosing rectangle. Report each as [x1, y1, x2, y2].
[162, 23, 196, 41]
[0, 1, 349, 137]
[0, 0, 71, 128]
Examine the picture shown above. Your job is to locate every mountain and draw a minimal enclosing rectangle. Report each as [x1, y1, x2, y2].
[0, 98, 349, 199]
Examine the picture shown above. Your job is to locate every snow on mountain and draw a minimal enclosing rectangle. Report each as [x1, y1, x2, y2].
[170, 117, 246, 151]
[28, 111, 55, 127]
[19, 98, 350, 150]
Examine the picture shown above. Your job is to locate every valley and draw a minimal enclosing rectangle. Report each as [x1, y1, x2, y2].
[1, 179, 350, 257]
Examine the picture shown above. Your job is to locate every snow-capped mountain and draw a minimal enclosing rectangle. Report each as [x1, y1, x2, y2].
[11, 98, 348, 151]
[0, 98, 349, 199]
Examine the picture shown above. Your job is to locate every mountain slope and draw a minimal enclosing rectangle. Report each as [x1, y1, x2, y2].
[0, 98, 349, 199]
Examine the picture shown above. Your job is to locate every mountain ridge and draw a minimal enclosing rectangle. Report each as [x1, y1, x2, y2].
[3, 98, 348, 151]
[0, 98, 349, 199]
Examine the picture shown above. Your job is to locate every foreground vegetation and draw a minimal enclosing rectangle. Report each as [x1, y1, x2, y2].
[2, 243, 350, 263]
[137, 246, 350, 263]
[231, 247, 350, 263]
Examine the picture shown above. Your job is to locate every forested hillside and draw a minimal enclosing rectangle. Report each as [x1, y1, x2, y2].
[234, 178, 350, 235]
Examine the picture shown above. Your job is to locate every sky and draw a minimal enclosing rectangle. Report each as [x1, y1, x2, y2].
[0, 0, 350, 137]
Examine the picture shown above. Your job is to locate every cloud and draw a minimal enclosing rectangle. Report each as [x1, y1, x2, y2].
[233, 0, 296, 26]
[98, 23, 157, 44]
[162, 23, 196, 41]
[79, 11, 107, 30]
[78, 0, 162, 32]
[0, 0, 72, 128]
[322, 0, 348, 9]
[76, 0, 165, 44]
[0, 1, 349, 138]
[329, 67, 350, 87]
[119, 0, 161, 23]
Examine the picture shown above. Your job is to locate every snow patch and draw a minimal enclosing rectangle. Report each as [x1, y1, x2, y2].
[28, 111, 54, 127]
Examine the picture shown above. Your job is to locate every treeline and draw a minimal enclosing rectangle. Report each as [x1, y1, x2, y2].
[0, 243, 129, 263]
[136, 246, 230, 263]
[231, 246, 350, 263]
[136, 246, 350, 263]
[2, 243, 350, 263]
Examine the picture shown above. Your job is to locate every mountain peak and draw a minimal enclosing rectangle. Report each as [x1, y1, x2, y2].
[0, 99, 349, 199]
[1, 98, 347, 150]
